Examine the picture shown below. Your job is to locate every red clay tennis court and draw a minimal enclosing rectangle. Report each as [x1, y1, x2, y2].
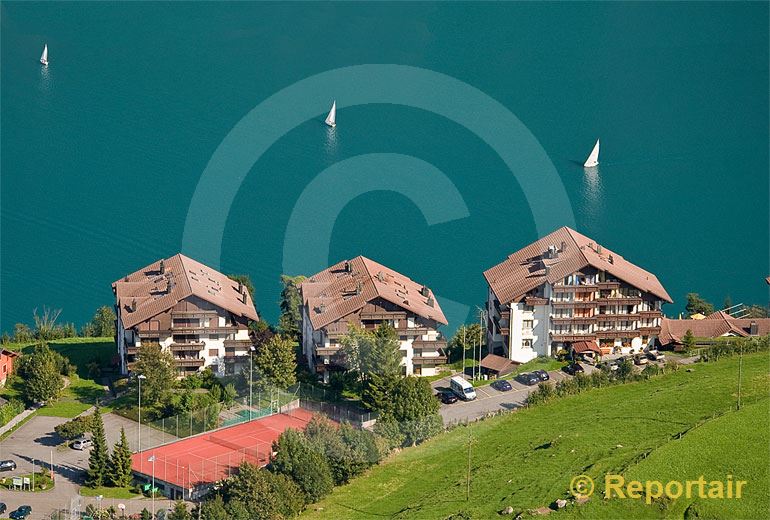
[132, 408, 315, 492]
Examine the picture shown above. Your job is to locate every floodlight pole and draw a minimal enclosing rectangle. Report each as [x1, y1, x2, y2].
[249, 346, 256, 420]
[137, 374, 146, 452]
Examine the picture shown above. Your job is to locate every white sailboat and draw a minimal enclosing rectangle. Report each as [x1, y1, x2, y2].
[40, 44, 49, 66]
[583, 139, 600, 168]
[324, 100, 336, 128]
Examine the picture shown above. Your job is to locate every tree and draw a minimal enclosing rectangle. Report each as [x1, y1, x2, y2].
[222, 383, 237, 408]
[249, 320, 275, 348]
[55, 414, 95, 440]
[686, 293, 714, 317]
[278, 275, 306, 339]
[90, 306, 117, 337]
[341, 323, 401, 377]
[168, 501, 191, 520]
[140, 508, 152, 520]
[271, 428, 333, 503]
[683, 329, 696, 352]
[13, 323, 34, 343]
[109, 427, 133, 487]
[219, 462, 304, 519]
[198, 495, 230, 520]
[447, 323, 482, 363]
[86, 407, 109, 487]
[32, 306, 63, 340]
[252, 335, 297, 389]
[16, 343, 65, 404]
[133, 343, 176, 407]
[390, 377, 443, 446]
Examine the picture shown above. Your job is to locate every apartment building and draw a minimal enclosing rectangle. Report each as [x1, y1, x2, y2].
[300, 256, 448, 382]
[483, 227, 672, 363]
[113, 254, 259, 376]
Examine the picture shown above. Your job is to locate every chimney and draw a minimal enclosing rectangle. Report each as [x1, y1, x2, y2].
[560, 241, 566, 252]
[130, 299, 137, 312]
[242, 292, 248, 304]
[608, 254, 614, 264]
[238, 281, 244, 294]
[544, 266, 551, 276]
[596, 245, 603, 255]
[420, 285, 430, 297]
[750, 321, 758, 335]
[317, 303, 326, 314]
[167, 278, 175, 293]
[356, 281, 362, 296]
[159, 259, 165, 274]
[344, 261, 352, 273]
[426, 296, 435, 308]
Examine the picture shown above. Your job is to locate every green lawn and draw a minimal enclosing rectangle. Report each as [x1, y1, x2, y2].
[5, 337, 116, 378]
[37, 375, 110, 418]
[302, 353, 770, 519]
[80, 485, 142, 499]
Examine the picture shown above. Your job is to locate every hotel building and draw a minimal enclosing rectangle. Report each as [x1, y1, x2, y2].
[113, 254, 259, 376]
[300, 256, 448, 381]
[483, 227, 672, 363]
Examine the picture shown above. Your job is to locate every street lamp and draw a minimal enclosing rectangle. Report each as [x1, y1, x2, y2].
[249, 346, 256, 420]
[148, 454, 156, 517]
[137, 374, 146, 452]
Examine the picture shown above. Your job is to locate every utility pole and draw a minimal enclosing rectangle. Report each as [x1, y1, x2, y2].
[477, 306, 487, 379]
[462, 326, 466, 377]
[466, 429, 472, 501]
[737, 342, 743, 410]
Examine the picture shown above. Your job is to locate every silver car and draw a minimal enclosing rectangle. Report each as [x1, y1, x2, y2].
[72, 438, 93, 450]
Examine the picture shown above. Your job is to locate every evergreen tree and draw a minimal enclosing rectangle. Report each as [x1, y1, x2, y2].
[278, 275, 306, 339]
[109, 427, 133, 487]
[198, 495, 229, 520]
[168, 501, 191, 520]
[683, 329, 696, 351]
[86, 407, 109, 487]
[140, 508, 152, 520]
[271, 429, 333, 503]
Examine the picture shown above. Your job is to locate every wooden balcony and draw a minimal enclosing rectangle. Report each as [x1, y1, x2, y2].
[552, 301, 596, 309]
[639, 326, 662, 334]
[597, 281, 621, 289]
[396, 327, 430, 336]
[595, 329, 638, 338]
[553, 284, 598, 291]
[412, 354, 448, 365]
[126, 346, 139, 355]
[170, 325, 241, 334]
[170, 342, 205, 352]
[595, 297, 642, 305]
[412, 339, 448, 349]
[639, 310, 663, 318]
[174, 358, 205, 367]
[499, 310, 511, 321]
[551, 316, 596, 324]
[223, 339, 253, 348]
[551, 333, 597, 342]
[316, 346, 342, 356]
[360, 311, 407, 321]
[524, 296, 549, 306]
[171, 310, 219, 319]
[596, 314, 639, 321]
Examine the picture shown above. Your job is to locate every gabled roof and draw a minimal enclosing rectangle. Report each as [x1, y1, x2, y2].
[571, 341, 602, 354]
[480, 353, 516, 374]
[112, 254, 259, 329]
[658, 313, 755, 345]
[0, 348, 19, 359]
[301, 256, 447, 330]
[483, 227, 672, 304]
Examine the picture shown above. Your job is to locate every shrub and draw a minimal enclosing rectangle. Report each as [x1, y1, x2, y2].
[271, 428, 333, 503]
[55, 414, 95, 440]
[0, 398, 25, 427]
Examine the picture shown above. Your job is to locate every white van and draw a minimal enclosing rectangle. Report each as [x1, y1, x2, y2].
[450, 376, 477, 401]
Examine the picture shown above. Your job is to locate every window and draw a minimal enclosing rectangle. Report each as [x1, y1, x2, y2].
[523, 305, 534, 312]
[522, 339, 533, 348]
[523, 320, 534, 329]
[208, 349, 219, 357]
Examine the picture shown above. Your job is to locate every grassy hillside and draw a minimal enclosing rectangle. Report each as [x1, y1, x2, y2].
[303, 353, 770, 519]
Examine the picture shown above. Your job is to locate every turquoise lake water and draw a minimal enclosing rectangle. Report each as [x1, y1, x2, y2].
[2, 2, 768, 331]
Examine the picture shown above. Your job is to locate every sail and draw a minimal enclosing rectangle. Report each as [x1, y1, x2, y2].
[325, 101, 336, 127]
[40, 44, 48, 64]
[584, 139, 600, 168]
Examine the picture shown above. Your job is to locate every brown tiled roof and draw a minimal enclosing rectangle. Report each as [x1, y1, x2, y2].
[480, 353, 516, 374]
[1, 348, 19, 358]
[658, 315, 753, 345]
[571, 341, 601, 354]
[483, 227, 672, 304]
[113, 254, 259, 329]
[301, 256, 447, 330]
[766, 276, 770, 285]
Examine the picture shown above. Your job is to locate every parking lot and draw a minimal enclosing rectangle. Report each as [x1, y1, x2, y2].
[433, 369, 571, 425]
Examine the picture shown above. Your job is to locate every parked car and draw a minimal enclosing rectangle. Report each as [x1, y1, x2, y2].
[634, 355, 648, 365]
[605, 360, 620, 371]
[436, 390, 458, 404]
[10, 505, 32, 520]
[0, 460, 17, 471]
[532, 369, 550, 381]
[647, 350, 665, 361]
[562, 362, 584, 376]
[0, 502, 7, 515]
[516, 372, 540, 386]
[72, 438, 93, 450]
[491, 379, 513, 392]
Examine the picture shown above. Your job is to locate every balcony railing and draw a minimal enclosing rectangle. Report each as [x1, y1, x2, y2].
[597, 281, 621, 289]
[639, 310, 663, 318]
[171, 310, 219, 319]
[223, 339, 253, 347]
[412, 354, 448, 365]
[412, 339, 448, 348]
[638, 326, 662, 334]
[551, 333, 597, 342]
[170, 342, 205, 352]
[126, 346, 139, 355]
[396, 327, 430, 336]
[170, 325, 241, 333]
[552, 301, 596, 308]
[174, 358, 205, 368]
[595, 314, 640, 321]
[595, 297, 642, 305]
[360, 311, 407, 320]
